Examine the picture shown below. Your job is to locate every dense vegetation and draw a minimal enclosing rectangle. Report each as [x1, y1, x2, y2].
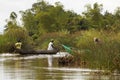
[0, 1, 120, 72]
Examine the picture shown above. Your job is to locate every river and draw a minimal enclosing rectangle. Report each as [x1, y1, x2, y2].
[0, 53, 119, 80]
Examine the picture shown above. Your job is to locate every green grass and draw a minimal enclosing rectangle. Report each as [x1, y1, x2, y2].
[74, 29, 120, 71]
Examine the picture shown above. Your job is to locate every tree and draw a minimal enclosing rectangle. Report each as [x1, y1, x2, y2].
[20, 10, 37, 36]
[82, 3, 103, 29]
[10, 12, 17, 21]
[4, 12, 18, 33]
[102, 11, 115, 30]
[3, 11, 33, 52]
[108, 7, 120, 32]
[20, 0, 81, 36]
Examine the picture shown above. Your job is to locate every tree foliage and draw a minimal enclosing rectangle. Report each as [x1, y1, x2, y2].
[2, 1, 120, 51]
[20, 1, 81, 37]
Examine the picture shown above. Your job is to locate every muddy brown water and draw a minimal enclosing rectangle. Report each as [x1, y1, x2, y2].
[0, 52, 119, 80]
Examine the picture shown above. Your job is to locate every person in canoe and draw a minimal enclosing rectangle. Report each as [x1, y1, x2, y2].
[47, 39, 55, 50]
[14, 40, 36, 54]
[15, 40, 22, 50]
[47, 39, 59, 51]
[14, 40, 23, 53]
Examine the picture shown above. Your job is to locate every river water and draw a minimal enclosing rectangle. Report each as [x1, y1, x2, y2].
[0, 53, 119, 80]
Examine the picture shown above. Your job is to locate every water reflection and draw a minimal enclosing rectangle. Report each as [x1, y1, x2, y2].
[0, 53, 120, 80]
[0, 60, 35, 80]
[47, 55, 53, 67]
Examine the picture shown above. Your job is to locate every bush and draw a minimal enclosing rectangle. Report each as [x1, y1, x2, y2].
[0, 28, 33, 53]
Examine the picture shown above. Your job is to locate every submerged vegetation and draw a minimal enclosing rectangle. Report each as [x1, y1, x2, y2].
[0, 1, 120, 72]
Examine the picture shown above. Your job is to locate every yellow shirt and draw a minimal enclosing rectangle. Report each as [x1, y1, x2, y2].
[15, 42, 22, 49]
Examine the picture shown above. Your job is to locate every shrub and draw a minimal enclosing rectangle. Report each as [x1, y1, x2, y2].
[0, 28, 33, 53]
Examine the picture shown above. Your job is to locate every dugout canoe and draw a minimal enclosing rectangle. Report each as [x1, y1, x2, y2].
[15, 49, 58, 55]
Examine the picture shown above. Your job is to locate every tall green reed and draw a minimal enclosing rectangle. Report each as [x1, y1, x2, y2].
[76, 29, 120, 71]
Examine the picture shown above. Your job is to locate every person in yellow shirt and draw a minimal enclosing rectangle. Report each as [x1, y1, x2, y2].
[15, 40, 22, 50]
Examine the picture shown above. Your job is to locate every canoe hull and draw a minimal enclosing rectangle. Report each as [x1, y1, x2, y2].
[16, 49, 58, 55]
